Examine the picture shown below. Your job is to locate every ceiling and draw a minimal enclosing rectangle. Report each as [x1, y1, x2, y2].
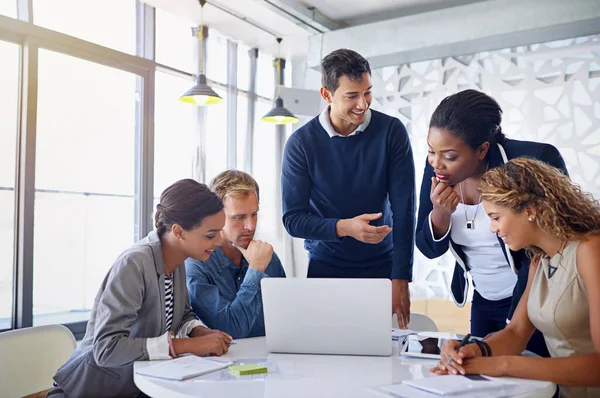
[142, 0, 489, 57]
[142, 0, 312, 57]
[301, 0, 487, 25]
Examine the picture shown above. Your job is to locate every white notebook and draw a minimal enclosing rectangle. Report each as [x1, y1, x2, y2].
[136, 356, 233, 381]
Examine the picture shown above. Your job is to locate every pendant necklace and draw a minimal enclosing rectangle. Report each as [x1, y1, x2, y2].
[459, 182, 481, 230]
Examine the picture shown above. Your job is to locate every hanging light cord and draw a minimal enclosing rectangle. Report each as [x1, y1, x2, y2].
[276, 37, 282, 98]
[197, 0, 206, 75]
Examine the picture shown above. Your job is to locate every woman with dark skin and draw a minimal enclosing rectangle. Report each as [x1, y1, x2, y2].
[415, 89, 567, 356]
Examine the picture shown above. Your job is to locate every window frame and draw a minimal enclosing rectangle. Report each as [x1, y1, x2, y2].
[0, 4, 272, 339]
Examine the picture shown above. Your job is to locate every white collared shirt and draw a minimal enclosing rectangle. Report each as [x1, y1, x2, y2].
[318, 106, 372, 138]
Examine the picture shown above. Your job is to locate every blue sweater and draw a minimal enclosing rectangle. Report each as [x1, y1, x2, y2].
[281, 109, 416, 280]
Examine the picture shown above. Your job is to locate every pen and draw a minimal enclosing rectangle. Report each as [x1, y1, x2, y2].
[445, 333, 471, 367]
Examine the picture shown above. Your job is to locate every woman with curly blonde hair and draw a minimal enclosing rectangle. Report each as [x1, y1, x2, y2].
[432, 158, 600, 398]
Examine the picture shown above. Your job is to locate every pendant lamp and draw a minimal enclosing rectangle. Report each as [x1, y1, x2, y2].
[180, 0, 223, 106]
[261, 38, 298, 124]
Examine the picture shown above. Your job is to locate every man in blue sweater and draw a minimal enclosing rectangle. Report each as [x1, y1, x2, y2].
[281, 49, 416, 328]
[186, 170, 286, 338]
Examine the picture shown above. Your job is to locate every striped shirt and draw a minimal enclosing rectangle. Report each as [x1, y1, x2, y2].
[165, 274, 174, 331]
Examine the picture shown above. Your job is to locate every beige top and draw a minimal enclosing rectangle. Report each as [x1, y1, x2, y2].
[528, 241, 599, 398]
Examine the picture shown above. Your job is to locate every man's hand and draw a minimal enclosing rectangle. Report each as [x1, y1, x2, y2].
[336, 213, 392, 244]
[234, 240, 273, 273]
[392, 279, 411, 329]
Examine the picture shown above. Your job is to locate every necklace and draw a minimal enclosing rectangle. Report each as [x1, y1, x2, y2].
[459, 182, 481, 230]
[548, 240, 567, 279]
[459, 162, 489, 230]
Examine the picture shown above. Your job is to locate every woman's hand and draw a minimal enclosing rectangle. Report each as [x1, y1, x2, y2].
[460, 356, 510, 377]
[190, 326, 231, 341]
[430, 177, 460, 216]
[191, 333, 232, 356]
[430, 340, 482, 375]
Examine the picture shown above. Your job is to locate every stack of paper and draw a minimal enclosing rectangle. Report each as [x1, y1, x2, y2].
[376, 375, 546, 398]
[135, 356, 233, 381]
[403, 375, 513, 395]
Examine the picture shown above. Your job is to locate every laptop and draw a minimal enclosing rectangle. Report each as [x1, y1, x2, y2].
[261, 278, 392, 356]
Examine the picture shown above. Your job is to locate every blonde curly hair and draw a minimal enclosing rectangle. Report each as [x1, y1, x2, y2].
[478, 157, 600, 262]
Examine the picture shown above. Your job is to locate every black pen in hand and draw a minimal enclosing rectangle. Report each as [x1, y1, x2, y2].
[445, 333, 471, 367]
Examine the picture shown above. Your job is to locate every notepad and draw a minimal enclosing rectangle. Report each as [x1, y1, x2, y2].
[135, 356, 233, 381]
[402, 375, 513, 395]
[228, 363, 268, 375]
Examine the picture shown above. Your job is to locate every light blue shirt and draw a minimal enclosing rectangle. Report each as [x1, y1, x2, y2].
[185, 247, 286, 338]
[318, 106, 372, 138]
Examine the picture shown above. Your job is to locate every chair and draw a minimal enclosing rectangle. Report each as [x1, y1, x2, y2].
[393, 313, 438, 332]
[0, 324, 76, 398]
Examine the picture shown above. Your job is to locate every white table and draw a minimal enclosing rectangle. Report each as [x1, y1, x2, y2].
[134, 337, 556, 398]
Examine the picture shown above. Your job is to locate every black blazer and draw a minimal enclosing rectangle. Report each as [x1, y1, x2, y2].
[415, 138, 568, 319]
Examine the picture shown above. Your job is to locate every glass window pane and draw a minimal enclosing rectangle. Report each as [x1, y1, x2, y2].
[33, 50, 137, 325]
[204, 89, 227, 182]
[257, 52, 275, 99]
[154, 71, 197, 197]
[252, 101, 282, 255]
[155, 9, 196, 73]
[33, 0, 136, 54]
[237, 43, 250, 92]
[237, 94, 248, 170]
[206, 31, 227, 84]
[0, 40, 19, 330]
[0, 0, 17, 18]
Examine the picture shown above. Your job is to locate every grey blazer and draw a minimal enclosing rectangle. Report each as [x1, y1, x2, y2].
[53, 230, 198, 398]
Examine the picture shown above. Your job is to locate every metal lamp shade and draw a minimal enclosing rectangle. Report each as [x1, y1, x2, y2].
[261, 97, 299, 124]
[179, 74, 223, 106]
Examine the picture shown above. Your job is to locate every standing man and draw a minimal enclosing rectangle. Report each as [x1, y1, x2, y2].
[186, 170, 286, 339]
[281, 49, 416, 328]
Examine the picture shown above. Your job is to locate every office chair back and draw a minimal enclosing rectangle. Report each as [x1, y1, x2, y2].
[0, 324, 76, 397]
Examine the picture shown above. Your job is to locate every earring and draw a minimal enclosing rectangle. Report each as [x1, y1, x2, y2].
[528, 217, 534, 222]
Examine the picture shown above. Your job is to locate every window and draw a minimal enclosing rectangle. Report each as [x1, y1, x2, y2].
[155, 8, 196, 73]
[0, 0, 16, 18]
[154, 71, 197, 197]
[252, 101, 282, 255]
[206, 31, 227, 84]
[0, 40, 19, 330]
[237, 94, 248, 170]
[237, 43, 250, 92]
[33, 50, 138, 325]
[204, 89, 227, 182]
[33, 0, 136, 54]
[256, 51, 275, 99]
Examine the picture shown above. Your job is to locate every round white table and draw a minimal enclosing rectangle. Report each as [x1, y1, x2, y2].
[134, 337, 556, 398]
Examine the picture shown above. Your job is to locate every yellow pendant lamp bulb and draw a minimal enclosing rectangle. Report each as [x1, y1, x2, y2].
[179, 0, 222, 106]
[261, 37, 298, 125]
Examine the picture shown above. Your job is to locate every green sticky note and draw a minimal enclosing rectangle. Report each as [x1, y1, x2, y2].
[228, 363, 268, 375]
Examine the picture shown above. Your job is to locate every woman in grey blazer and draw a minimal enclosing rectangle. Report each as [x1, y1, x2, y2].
[47, 179, 232, 398]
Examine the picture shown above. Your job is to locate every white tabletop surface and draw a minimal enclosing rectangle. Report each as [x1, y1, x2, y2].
[134, 337, 556, 398]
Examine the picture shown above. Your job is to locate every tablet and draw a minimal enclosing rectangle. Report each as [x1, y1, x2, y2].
[400, 334, 454, 359]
